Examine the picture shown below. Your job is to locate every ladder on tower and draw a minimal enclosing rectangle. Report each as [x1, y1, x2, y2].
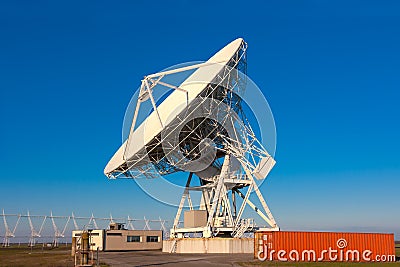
[232, 219, 253, 238]
[169, 239, 178, 253]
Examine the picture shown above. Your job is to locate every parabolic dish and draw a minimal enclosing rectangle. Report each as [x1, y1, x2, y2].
[104, 38, 247, 178]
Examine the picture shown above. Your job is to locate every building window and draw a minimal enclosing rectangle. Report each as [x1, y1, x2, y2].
[127, 236, 141, 242]
[74, 232, 100, 237]
[107, 232, 122, 236]
[146, 236, 159, 242]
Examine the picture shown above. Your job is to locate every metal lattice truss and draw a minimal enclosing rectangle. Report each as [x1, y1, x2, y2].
[170, 151, 278, 239]
[107, 40, 279, 238]
[0, 210, 172, 246]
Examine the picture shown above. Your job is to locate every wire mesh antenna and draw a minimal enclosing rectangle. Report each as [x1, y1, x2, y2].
[104, 38, 279, 238]
[0, 210, 173, 244]
[2, 209, 20, 247]
[27, 211, 46, 247]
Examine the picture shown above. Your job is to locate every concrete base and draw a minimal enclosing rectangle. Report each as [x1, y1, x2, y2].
[162, 238, 253, 253]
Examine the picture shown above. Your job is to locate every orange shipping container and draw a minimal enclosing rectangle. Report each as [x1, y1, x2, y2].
[254, 231, 395, 262]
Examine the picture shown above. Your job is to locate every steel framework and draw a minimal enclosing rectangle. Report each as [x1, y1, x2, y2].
[0, 210, 172, 246]
[105, 39, 279, 238]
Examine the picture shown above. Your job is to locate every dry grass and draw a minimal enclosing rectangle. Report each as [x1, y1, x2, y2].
[0, 245, 109, 267]
[240, 262, 400, 267]
[0, 245, 74, 267]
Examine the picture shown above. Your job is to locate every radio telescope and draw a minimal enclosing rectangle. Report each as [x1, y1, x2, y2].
[104, 38, 279, 238]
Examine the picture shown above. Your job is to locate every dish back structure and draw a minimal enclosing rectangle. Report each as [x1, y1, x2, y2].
[104, 38, 279, 238]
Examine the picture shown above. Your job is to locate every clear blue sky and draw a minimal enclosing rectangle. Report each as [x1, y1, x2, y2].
[0, 1, 399, 238]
